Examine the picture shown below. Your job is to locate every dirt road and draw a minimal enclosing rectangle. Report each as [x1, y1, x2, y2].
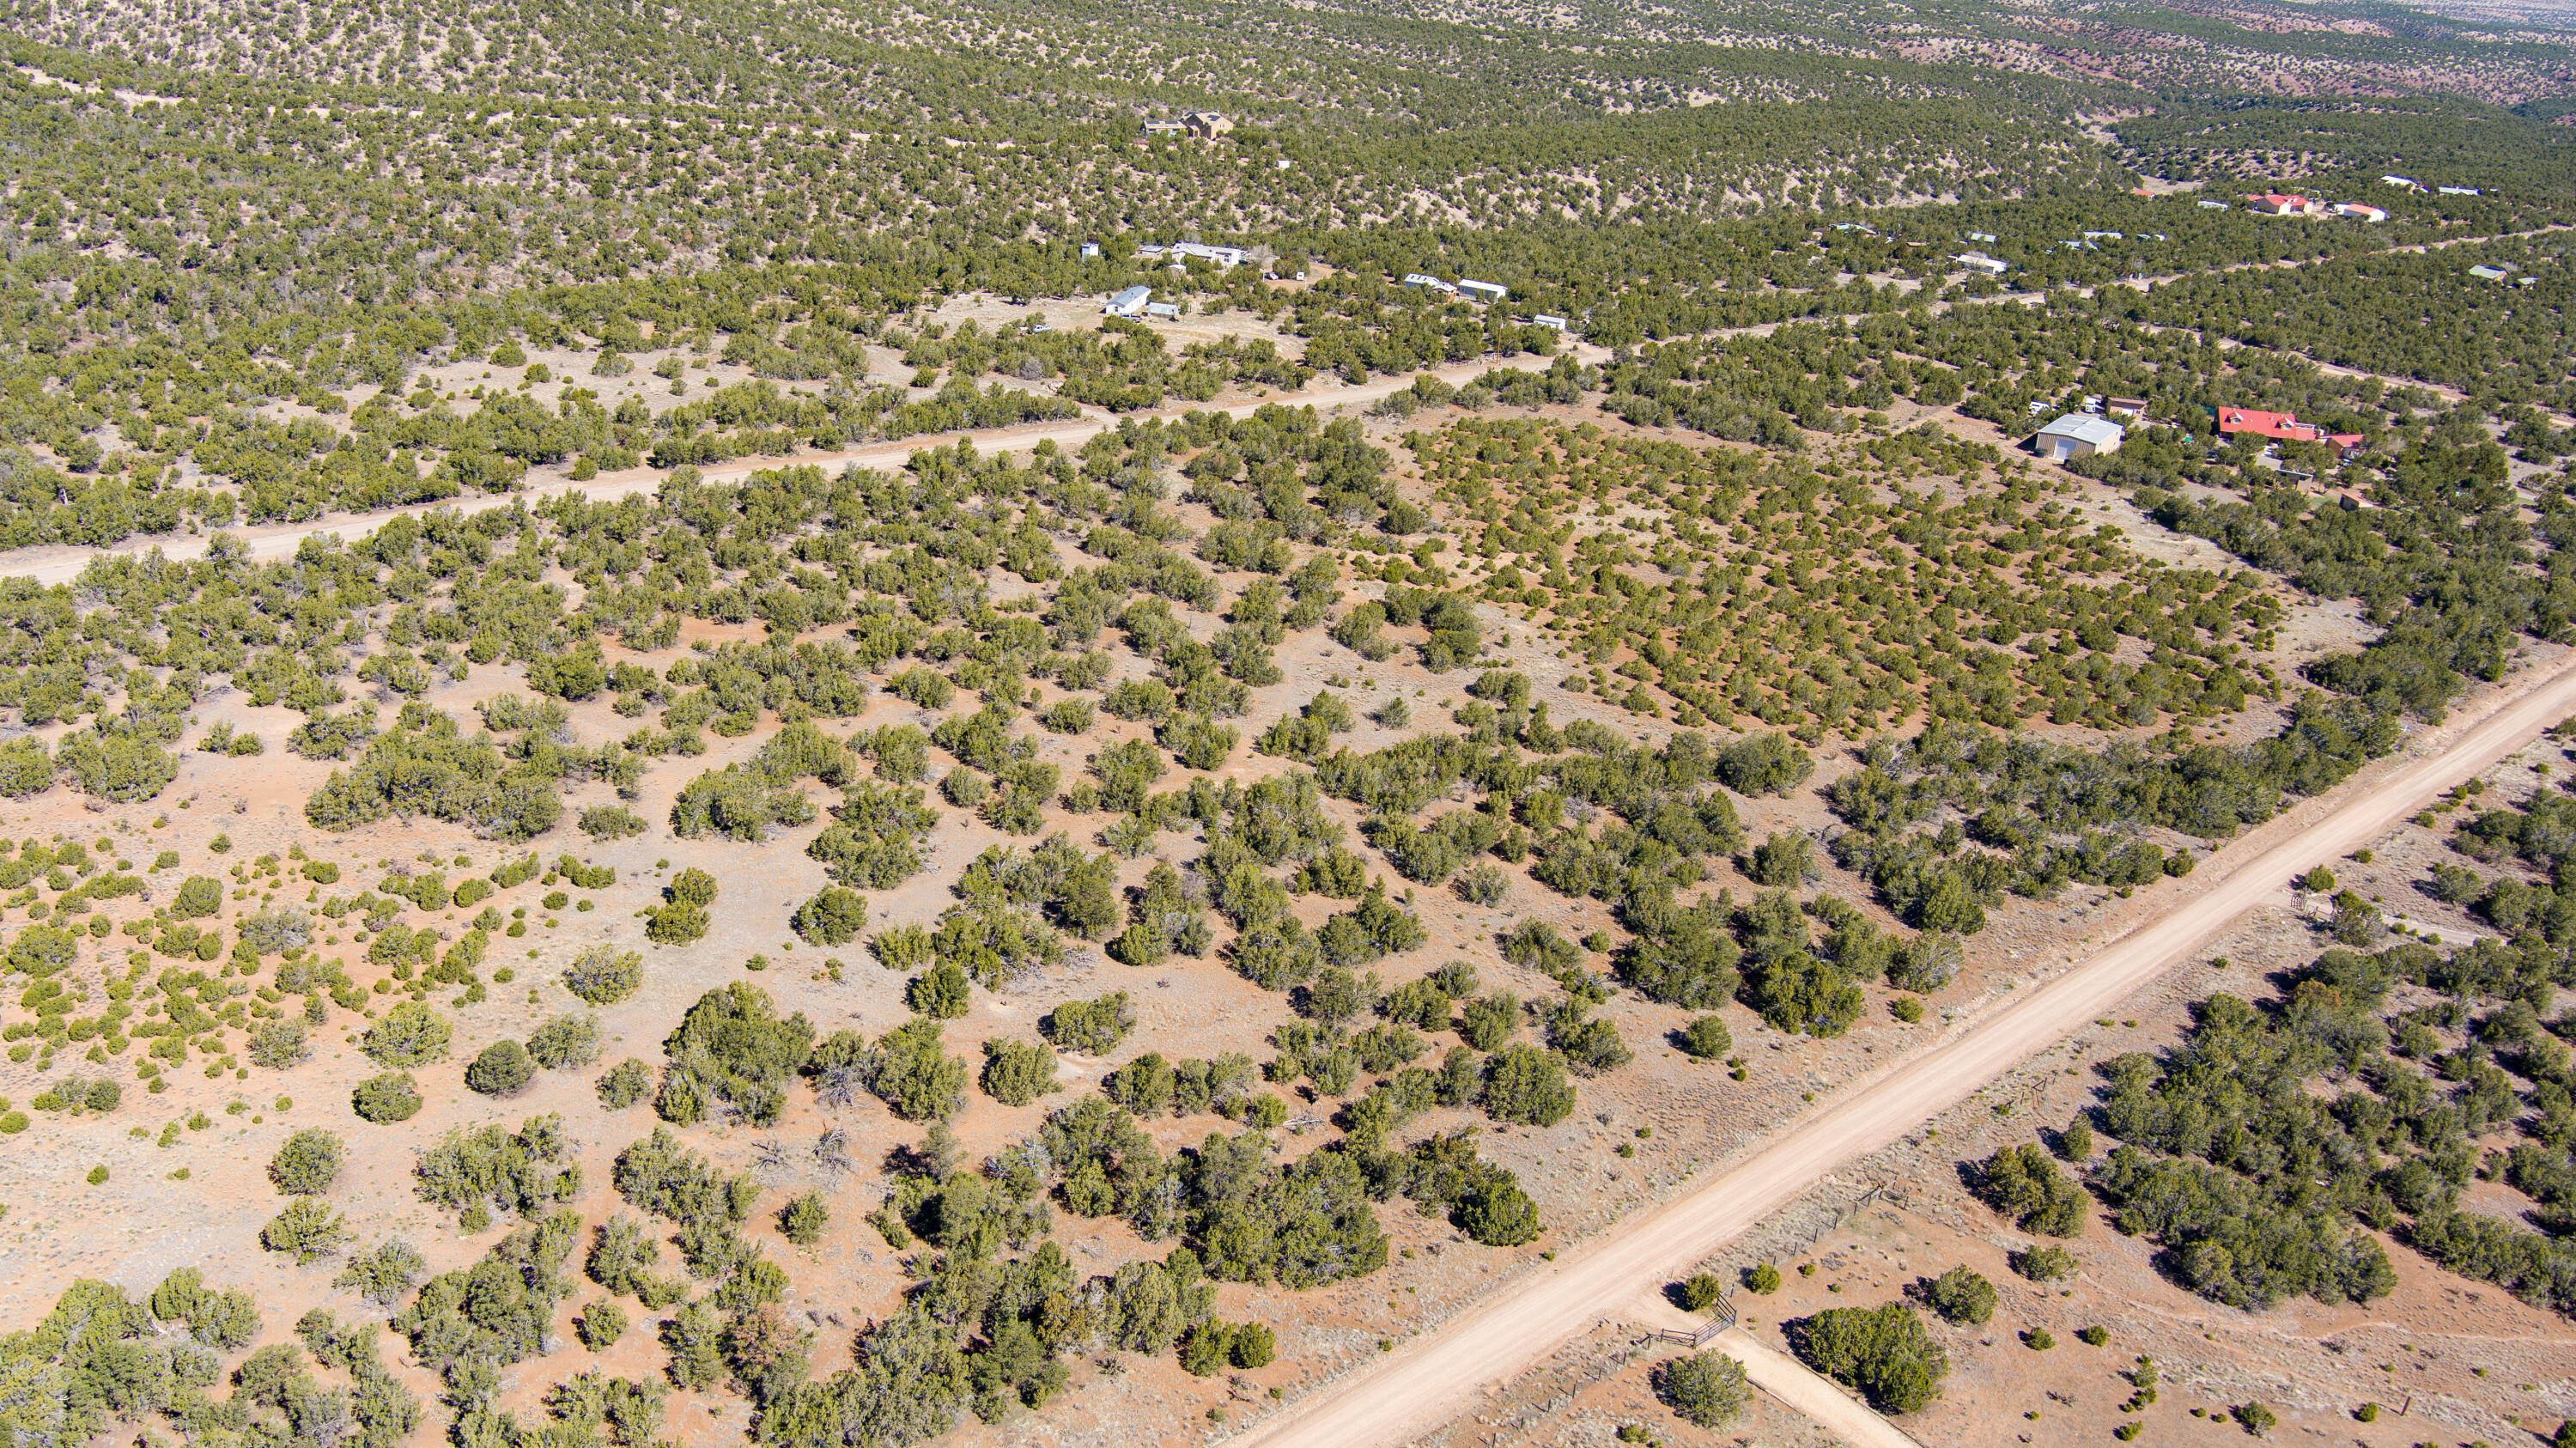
[1239, 654, 2576, 1448]
[0, 349, 1589, 588]
[1625, 1287, 1925, 1447]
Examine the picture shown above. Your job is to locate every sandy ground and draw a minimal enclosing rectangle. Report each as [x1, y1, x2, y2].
[1233, 641, 2576, 1447]
[0, 371, 2531, 1448]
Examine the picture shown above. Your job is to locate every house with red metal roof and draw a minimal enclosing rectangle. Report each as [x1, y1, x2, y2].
[2216, 406, 2364, 457]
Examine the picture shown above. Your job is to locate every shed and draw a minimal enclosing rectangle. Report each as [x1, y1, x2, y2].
[1144, 301, 1182, 319]
[2034, 414, 2126, 463]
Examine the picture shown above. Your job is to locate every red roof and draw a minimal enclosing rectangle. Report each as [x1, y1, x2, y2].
[2217, 406, 2360, 449]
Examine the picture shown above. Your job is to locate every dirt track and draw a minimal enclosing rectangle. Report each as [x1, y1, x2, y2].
[1239, 653, 2576, 1448]
[0, 349, 1591, 588]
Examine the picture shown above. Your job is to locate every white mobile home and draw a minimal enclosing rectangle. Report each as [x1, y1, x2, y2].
[1103, 285, 1152, 318]
[1456, 279, 1508, 305]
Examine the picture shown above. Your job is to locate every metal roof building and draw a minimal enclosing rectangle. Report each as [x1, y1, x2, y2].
[2034, 414, 2126, 463]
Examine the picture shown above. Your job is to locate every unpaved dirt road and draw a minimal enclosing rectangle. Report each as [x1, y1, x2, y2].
[0, 348, 1594, 588]
[1241, 654, 2576, 1448]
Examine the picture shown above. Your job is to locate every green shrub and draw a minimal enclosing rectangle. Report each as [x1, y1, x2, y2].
[1677, 1014, 1733, 1059]
[1745, 1262, 1781, 1293]
[656, 983, 814, 1127]
[1479, 1043, 1575, 1126]
[465, 1039, 536, 1097]
[904, 962, 969, 1019]
[237, 908, 314, 955]
[1790, 1304, 1947, 1414]
[248, 1019, 311, 1069]
[580, 805, 648, 839]
[1654, 1351, 1749, 1428]
[335, 1238, 426, 1304]
[268, 1129, 344, 1196]
[1975, 1142, 2087, 1237]
[597, 1059, 654, 1110]
[361, 1002, 452, 1068]
[1040, 992, 1133, 1055]
[781, 1191, 829, 1246]
[2010, 1244, 2078, 1281]
[563, 944, 643, 1005]
[1228, 1321, 1275, 1369]
[979, 1038, 1060, 1106]
[1677, 1273, 1725, 1312]
[577, 1299, 629, 1350]
[1713, 732, 1814, 796]
[172, 876, 223, 919]
[352, 1072, 423, 1123]
[260, 1197, 350, 1263]
[528, 1014, 604, 1070]
[647, 899, 710, 944]
[2231, 1401, 2275, 1437]
[792, 887, 868, 946]
[1922, 1265, 1995, 1325]
[414, 1115, 580, 1223]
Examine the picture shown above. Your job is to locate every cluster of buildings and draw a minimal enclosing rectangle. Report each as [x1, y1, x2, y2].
[1141, 112, 1234, 139]
[2384, 176, 2483, 198]
[2027, 400, 2368, 469]
[1403, 272, 1509, 305]
[1138, 240, 1252, 268]
[1102, 285, 1183, 319]
[2246, 193, 2387, 222]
